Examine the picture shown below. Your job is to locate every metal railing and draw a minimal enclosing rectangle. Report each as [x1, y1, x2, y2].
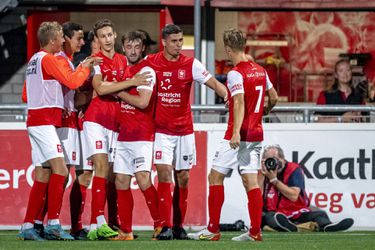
[191, 104, 375, 123]
[0, 104, 375, 123]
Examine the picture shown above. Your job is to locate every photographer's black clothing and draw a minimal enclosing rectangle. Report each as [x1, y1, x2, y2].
[262, 210, 331, 232]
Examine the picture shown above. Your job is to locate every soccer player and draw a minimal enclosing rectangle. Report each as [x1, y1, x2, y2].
[188, 28, 278, 241]
[146, 24, 228, 240]
[110, 30, 162, 241]
[18, 21, 98, 241]
[70, 29, 101, 240]
[83, 19, 150, 240]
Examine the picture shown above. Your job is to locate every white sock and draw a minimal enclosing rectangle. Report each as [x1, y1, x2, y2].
[90, 224, 97, 231]
[96, 215, 107, 227]
[34, 220, 43, 225]
[21, 222, 34, 231]
[47, 219, 60, 226]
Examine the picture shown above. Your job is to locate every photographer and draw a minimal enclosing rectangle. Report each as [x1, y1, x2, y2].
[259, 145, 354, 232]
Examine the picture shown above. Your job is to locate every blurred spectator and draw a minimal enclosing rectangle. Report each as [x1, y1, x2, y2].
[316, 59, 365, 122]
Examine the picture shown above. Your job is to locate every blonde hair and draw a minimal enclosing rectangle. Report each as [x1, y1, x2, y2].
[37, 21, 62, 47]
[223, 28, 247, 51]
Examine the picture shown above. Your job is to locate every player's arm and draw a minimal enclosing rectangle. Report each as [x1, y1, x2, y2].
[230, 93, 244, 149]
[264, 87, 278, 115]
[116, 66, 156, 109]
[92, 71, 151, 96]
[263, 72, 278, 115]
[205, 77, 228, 102]
[227, 70, 245, 149]
[117, 89, 152, 109]
[42, 54, 99, 90]
[192, 59, 228, 102]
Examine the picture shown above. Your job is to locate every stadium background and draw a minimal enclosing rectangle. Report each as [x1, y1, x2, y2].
[0, 0, 375, 231]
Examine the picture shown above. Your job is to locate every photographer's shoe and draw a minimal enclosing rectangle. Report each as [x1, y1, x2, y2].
[324, 218, 354, 232]
[232, 232, 262, 241]
[274, 213, 298, 232]
[187, 228, 221, 241]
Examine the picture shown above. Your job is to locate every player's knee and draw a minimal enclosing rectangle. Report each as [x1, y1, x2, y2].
[176, 171, 189, 188]
[157, 167, 172, 182]
[34, 168, 51, 183]
[115, 174, 130, 190]
[135, 172, 151, 190]
[78, 171, 92, 187]
[208, 169, 224, 185]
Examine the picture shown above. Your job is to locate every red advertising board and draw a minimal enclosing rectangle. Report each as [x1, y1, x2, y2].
[0, 129, 207, 228]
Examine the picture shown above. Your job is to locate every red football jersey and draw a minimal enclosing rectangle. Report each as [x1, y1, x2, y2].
[84, 51, 127, 132]
[224, 61, 273, 142]
[118, 60, 156, 142]
[147, 52, 211, 136]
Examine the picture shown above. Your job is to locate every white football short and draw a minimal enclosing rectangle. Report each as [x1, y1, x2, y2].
[114, 141, 153, 176]
[212, 140, 262, 176]
[153, 132, 196, 170]
[28, 125, 64, 166]
[56, 127, 80, 166]
[75, 130, 93, 171]
[83, 121, 118, 163]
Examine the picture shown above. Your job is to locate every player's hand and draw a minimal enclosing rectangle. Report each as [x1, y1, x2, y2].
[81, 56, 103, 68]
[133, 72, 152, 86]
[229, 133, 241, 149]
[223, 94, 229, 107]
[78, 110, 85, 119]
[62, 108, 71, 119]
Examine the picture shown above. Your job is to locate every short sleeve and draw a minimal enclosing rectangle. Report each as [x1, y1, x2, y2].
[265, 72, 273, 90]
[192, 59, 212, 85]
[93, 65, 101, 75]
[287, 167, 305, 190]
[227, 70, 244, 97]
[136, 66, 156, 92]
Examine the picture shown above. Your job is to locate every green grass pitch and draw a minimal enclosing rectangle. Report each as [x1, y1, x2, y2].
[1, 230, 375, 250]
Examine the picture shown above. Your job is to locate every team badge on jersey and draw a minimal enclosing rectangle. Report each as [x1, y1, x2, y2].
[178, 69, 186, 80]
[155, 151, 162, 160]
[57, 144, 62, 153]
[72, 152, 76, 161]
[96, 140, 103, 149]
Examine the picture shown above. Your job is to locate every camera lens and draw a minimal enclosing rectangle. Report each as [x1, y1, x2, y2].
[265, 157, 278, 171]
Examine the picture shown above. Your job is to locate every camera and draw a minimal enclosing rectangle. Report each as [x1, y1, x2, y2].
[264, 157, 280, 171]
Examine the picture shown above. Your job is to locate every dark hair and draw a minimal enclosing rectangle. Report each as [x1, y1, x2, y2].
[62, 22, 83, 39]
[87, 30, 95, 45]
[331, 59, 352, 91]
[136, 29, 157, 46]
[161, 24, 182, 39]
[223, 28, 247, 51]
[121, 30, 147, 46]
[93, 19, 114, 36]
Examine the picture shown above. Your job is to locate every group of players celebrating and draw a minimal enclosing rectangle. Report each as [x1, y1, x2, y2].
[18, 17, 278, 242]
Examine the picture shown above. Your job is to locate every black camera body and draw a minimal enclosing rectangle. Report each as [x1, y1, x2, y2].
[264, 157, 281, 171]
